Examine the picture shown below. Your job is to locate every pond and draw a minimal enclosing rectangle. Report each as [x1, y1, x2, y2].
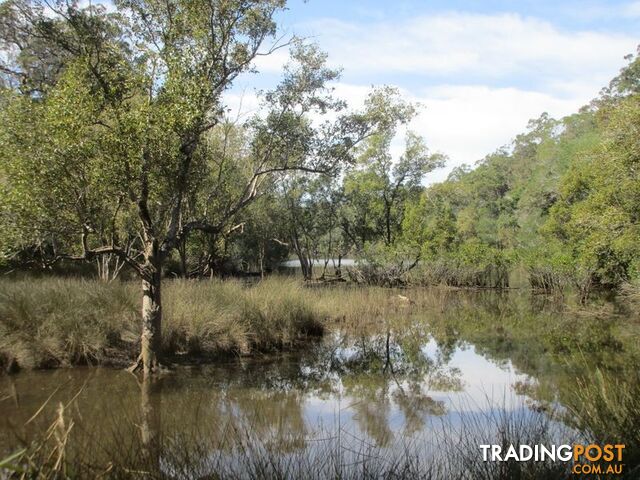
[1, 289, 638, 478]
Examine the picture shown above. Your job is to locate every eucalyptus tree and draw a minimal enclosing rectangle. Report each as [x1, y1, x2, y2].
[0, 1, 413, 374]
[342, 130, 446, 250]
[279, 174, 320, 280]
[312, 176, 351, 279]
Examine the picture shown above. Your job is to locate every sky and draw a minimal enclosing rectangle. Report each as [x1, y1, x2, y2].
[226, 0, 640, 183]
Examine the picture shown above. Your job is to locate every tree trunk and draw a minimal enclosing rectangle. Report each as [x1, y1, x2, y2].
[294, 251, 313, 280]
[290, 232, 313, 281]
[178, 236, 188, 278]
[141, 258, 162, 376]
[259, 244, 265, 279]
[320, 258, 329, 279]
[385, 201, 392, 246]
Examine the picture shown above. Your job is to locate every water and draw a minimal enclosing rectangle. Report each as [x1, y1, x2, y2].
[279, 258, 356, 268]
[0, 289, 636, 476]
[0, 340, 530, 443]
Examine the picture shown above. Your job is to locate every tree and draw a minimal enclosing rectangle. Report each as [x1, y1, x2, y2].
[342, 129, 445, 251]
[1, 1, 414, 375]
[278, 173, 341, 281]
[279, 174, 321, 280]
[338, 128, 446, 286]
[231, 192, 288, 278]
[401, 182, 459, 261]
[381, 132, 446, 245]
[599, 45, 640, 100]
[1, 0, 294, 375]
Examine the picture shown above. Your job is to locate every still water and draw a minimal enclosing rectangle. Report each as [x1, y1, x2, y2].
[1, 289, 637, 477]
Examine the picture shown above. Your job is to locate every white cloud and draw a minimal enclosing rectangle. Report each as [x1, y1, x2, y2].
[297, 13, 636, 94]
[223, 89, 262, 122]
[224, 80, 599, 184]
[226, 9, 637, 183]
[284, 11, 637, 181]
[326, 82, 592, 184]
[252, 47, 290, 74]
[409, 85, 591, 183]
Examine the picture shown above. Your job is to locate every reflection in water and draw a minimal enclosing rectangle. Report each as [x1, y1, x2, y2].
[0, 289, 637, 476]
[0, 331, 466, 462]
[139, 375, 162, 474]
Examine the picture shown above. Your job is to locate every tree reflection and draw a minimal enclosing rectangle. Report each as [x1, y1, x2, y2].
[296, 323, 462, 446]
[221, 389, 308, 452]
[138, 374, 162, 474]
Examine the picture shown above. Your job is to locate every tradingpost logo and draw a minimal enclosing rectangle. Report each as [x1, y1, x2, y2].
[480, 443, 625, 475]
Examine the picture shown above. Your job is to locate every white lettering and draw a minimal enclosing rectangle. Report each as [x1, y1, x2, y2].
[504, 445, 518, 461]
[519, 445, 533, 462]
[540, 444, 555, 461]
[480, 445, 491, 461]
[491, 445, 502, 461]
[557, 445, 572, 462]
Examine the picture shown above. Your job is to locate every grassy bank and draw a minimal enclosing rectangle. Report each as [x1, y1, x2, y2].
[0, 276, 469, 372]
[0, 277, 325, 371]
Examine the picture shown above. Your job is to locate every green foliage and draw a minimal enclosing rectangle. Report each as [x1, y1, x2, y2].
[545, 94, 640, 294]
[342, 129, 445, 250]
[398, 49, 640, 295]
[520, 241, 575, 293]
[1, 0, 639, 307]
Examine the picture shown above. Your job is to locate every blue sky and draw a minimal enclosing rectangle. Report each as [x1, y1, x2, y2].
[227, 0, 639, 182]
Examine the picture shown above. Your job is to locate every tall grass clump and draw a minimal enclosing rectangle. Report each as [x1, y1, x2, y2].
[567, 368, 640, 475]
[0, 278, 139, 370]
[0, 277, 326, 371]
[163, 277, 325, 357]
